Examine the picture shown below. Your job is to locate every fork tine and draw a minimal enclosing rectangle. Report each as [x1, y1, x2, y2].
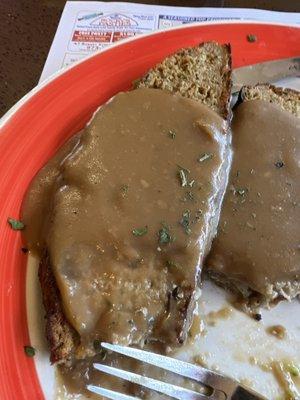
[101, 343, 234, 392]
[87, 385, 140, 400]
[94, 363, 210, 400]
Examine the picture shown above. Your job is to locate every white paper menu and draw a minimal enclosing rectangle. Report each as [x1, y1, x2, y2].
[39, 1, 300, 82]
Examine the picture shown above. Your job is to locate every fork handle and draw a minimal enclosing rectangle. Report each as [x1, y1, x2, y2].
[231, 386, 267, 400]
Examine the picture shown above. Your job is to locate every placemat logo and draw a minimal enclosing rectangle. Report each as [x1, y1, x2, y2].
[89, 13, 138, 28]
[69, 11, 155, 53]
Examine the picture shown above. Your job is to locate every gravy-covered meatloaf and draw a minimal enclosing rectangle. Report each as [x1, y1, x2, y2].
[206, 85, 300, 306]
[22, 42, 232, 365]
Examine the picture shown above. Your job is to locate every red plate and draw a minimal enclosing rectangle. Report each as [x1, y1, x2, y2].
[0, 22, 299, 399]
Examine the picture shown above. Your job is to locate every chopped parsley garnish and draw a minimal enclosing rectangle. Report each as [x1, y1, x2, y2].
[24, 346, 35, 357]
[186, 191, 194, 201]
[132, 226, 148, 236]
[121, 184, 129, 197]
[234, 187, 247, 197]
[158, 224, 174, 244]
[247, 34, 257, 42]
[287, 364, 300, 377]
[177, 165, 195, 188]
[198, 153, 213, 162]
[180, 209, 192, 235]
[169, 130, 176, 139]
[178, 169, 188, 187]
[8, 217, 25, 230]
[195, 209, 203, 220]
[275, 161, 284, 168]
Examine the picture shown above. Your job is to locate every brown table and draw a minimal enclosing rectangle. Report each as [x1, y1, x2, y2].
[0, 0, 299, 116]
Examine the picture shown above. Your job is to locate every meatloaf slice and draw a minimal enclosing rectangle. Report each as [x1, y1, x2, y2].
[37, 42, 232, 364]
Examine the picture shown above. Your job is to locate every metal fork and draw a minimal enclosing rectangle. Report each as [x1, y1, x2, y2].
[87, 343, 267, 400]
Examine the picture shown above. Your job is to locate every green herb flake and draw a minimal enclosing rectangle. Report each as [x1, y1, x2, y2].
[275, 161, 285, 169]
[285, 389, 296, 400]
[168, 130, 176, 139]
[286, 364, 300, 377]
[247, 34, 257, 43]
[178, 169, 188, 187]
[195, 209, 203, 220]
[198, 153, 213, 163]
[180, 210, 192, 235]
[132, 226, 148, 236]
[24, 345, 35, 357]
[8, 217, 25, 230]
[121, 184, 129, 197]
[234, 188, 247, 197]
[158, 224, 173, 244]
[186, 191, 194, 201]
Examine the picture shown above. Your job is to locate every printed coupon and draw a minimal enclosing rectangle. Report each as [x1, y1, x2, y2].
[69, 11, 156, 53]
[39, 1, 300, 82]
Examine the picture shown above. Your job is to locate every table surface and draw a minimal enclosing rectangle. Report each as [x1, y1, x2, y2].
[0, 0, 299, 116]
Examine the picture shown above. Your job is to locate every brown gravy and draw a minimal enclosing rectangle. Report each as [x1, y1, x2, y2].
[22, 88, 230, 372]
[207, 100, 300, 299]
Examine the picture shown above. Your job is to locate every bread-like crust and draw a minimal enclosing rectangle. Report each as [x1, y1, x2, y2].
[240, 84, 300, 117]
[38, 251, 79, 364]
[39, 42, 232, 364]
[135, 42, 232, 121]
